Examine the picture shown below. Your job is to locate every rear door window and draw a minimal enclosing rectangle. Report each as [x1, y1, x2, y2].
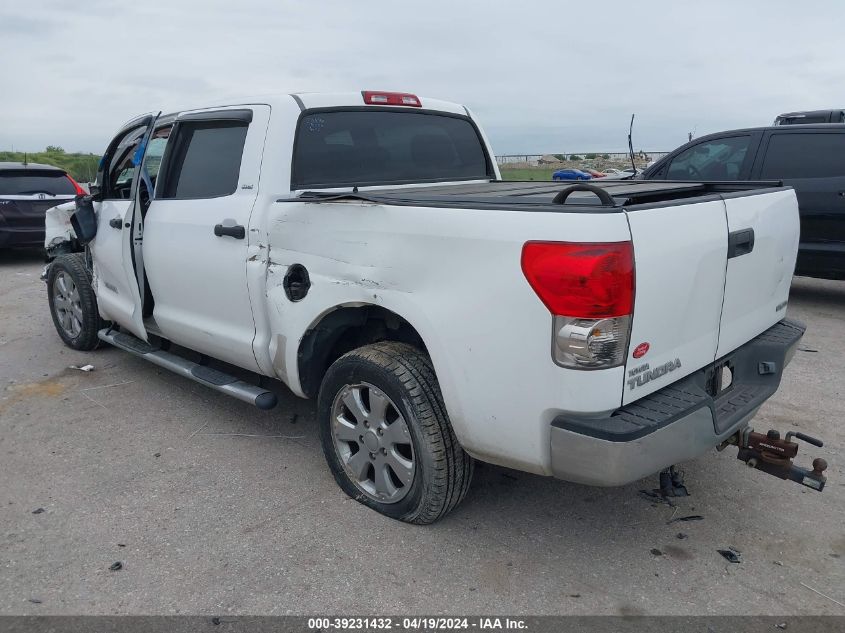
[760, 132, 845, 179]
[0, 170, 75, 195]
[158, 121, 248, 199]
[292, 110, 492, 188]
[666, 136, 751, 180]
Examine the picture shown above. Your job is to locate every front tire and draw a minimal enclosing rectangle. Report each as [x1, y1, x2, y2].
[318, 342, 474, 524]
[47, 253, 102, 351]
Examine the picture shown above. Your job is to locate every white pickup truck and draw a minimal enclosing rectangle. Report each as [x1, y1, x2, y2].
[43, 91, 826, 524]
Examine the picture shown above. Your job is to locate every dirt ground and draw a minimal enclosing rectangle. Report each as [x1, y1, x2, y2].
[1, 247, 843, 615]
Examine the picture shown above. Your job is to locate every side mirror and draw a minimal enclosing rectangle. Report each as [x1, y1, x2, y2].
[70, 194, 98, 245]
[87, 183, 104, 201]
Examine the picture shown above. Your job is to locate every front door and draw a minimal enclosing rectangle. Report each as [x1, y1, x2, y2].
[89, 115, 157, 340]
[142, 105, 270, 372]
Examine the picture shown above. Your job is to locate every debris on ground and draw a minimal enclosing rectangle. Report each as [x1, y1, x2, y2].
[109, 562, 123, 571]
[31, 508, 45, 514]
[718, 549, 742, 563]
[650, 548, 664, 556]
[117, 544, 126, 548]
[27, 598, 42, 604]
[798, 348, 818, 353]
[667, 514, 704, 524]
[153, 453, 161, 458]
[639, 489, 674, 506]
[69, 364, 95, 372]
[774, 560, 784, 566]
[676, 532, 688, 540]
[799, 582, 845, 608]
[775, 623, 788, 630]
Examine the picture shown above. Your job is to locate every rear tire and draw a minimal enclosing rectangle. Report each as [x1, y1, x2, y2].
[47, 253, 103, 351]
[318, 342, 474, 524]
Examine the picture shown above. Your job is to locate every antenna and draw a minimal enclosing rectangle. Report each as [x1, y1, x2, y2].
[628, 114, 637, 176]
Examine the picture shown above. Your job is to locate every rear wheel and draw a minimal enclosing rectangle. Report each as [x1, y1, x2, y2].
[317, 342, 474, 524]
[47, 253, 103, 351]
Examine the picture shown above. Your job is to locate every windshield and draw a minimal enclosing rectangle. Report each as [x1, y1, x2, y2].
[0, 170, 76, 196]
[292, 110, 492, 188]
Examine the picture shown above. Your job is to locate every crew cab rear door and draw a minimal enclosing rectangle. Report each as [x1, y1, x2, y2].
[751, 129, 845, 252]
[89, 114, 158, 341]
[715, 189, 799, 357]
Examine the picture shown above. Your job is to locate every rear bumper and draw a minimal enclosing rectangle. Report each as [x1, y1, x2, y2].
[549, 318, 806, 486]
[0, 226, 45, 248]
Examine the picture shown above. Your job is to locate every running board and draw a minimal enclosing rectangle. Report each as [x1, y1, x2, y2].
[97, 328, 278, 410]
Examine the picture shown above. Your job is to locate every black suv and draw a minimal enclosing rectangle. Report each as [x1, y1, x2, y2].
[641, 125, 845, 280]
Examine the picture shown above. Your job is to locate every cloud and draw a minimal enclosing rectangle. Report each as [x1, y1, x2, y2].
[1, 0, 842, 155]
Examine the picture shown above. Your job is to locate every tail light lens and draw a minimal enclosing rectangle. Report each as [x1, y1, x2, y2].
[521, 241, 635, 369]
[66, 175, 86, 196]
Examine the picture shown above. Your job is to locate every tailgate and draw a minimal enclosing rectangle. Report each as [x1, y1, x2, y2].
[622, 188, 799, 406]
[623, 199, 728, 405]
[716, 189, 799, 357]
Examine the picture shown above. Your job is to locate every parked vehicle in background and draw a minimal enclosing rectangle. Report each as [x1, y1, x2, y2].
[642, 124, 845, 280]
[42, 91, 819, 524]
[774, 109, 845, 125]
[0, 162, 84, 248]
[581, 168, 606, 178]
[552, 168, 591, 180]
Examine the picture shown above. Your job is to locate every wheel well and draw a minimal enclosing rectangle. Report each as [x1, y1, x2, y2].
[297, 306, 426, 398]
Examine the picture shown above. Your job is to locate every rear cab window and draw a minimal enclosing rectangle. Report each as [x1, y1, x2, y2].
[291, 109, 493, 189]
[0, 170, 76, 196]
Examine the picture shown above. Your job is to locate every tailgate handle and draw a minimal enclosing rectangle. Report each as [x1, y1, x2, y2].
[728, 228, 755, 259]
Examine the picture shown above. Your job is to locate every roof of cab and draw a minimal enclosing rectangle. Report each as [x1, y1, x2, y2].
[156, 92, 468, 121]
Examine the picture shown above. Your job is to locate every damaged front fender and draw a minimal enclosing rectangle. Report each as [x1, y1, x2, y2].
[44, 201, 80, 259]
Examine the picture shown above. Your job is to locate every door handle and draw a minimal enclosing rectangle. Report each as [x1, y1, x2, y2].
[214, 223, 245, 239]
[109, 217, 123, 229]
[728, 228, 755, 259]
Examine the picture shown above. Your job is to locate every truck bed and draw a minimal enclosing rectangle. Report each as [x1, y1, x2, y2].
[293, 179, 786, 212]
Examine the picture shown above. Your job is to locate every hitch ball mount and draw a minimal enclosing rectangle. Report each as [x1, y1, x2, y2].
[724, 428, 828, 492]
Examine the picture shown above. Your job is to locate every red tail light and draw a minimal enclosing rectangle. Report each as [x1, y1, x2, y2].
[521, 241, 635, 318]
[362, 91, 421, 107]
[66, 175, 86, 196]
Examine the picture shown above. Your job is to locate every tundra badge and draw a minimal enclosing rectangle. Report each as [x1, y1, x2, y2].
[627, 359, 682, 390]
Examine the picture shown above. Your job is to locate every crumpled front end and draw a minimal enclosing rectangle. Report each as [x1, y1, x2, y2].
[44, 201, 79, 258]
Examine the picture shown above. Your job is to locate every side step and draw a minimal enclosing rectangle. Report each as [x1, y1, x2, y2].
[97, 328, 278, 410]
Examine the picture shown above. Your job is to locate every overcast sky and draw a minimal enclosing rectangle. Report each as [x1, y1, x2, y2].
[2, 0, 843, 155]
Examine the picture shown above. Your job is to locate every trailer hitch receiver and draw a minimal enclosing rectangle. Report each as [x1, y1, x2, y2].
[730, 428, 828, 491]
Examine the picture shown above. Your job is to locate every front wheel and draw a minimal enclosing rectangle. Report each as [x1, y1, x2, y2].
[47, 253, 103, 351]
[317, 342, 474, 524]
